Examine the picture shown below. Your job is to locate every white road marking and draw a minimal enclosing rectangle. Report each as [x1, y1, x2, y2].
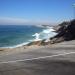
[0, 51, 75, 64]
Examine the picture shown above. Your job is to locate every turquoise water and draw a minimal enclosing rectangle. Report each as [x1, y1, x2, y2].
[0, 25, 44, 48]
[0, 25, 57, 48]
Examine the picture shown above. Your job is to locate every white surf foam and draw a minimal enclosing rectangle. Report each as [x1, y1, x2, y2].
[32, 33, 42, 41]
[1, 27, 57, 49]
[32, 27, 57, 42]
[1, 42, 29, 49]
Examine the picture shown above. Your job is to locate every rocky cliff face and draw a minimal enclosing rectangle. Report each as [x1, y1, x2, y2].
[26, 19, 75, 46]
[50, 19, 75, 43]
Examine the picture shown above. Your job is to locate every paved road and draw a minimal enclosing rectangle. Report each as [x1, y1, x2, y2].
[0, 40, 75, 75]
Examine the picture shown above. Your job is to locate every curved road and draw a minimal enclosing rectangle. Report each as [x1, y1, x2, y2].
[0, 40, 75, 75]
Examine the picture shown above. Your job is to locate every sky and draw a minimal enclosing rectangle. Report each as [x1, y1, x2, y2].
[0, 0, 75, 25]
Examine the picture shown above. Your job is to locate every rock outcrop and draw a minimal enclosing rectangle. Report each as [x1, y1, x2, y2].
[50, 19, 75, 43]
[26, 19, 75, 46]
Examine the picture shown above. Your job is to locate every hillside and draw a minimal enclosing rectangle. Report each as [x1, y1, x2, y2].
[50, 19, 75, 43]
[26, 19, 75, 46]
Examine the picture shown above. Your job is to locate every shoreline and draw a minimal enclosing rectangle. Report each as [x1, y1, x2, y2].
[0, 44, 47, 55]
[0, 39, 56, 55]
[0, 26, 57, 49]
[0, 39, 75, 56]
[0, 19, 75, 55]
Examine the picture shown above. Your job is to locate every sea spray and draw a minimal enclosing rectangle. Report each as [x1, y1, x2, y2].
[32, 33, 41, 41]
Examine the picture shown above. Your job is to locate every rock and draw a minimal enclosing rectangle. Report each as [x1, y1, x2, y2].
[51, 19, 75, 44]
[26, 19, 75, 46]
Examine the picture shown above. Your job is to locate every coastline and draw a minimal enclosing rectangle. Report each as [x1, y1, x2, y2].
[0, 19, 75, 55]
[0, 39, 55, 55]
[0, 44, 49, 55]
[0, 26, 57, 54]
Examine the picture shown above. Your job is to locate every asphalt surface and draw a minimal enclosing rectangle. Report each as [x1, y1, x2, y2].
[0, 40, 75, 75]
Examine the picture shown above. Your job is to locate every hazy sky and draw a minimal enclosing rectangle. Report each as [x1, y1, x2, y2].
[0, 0, 74, 25]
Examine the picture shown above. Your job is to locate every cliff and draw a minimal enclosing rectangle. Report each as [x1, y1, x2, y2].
[50, 19, 75, 43]
[26, 19, 75, 46]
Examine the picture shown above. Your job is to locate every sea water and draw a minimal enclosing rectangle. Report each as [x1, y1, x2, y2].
[0, 25, 57, 48]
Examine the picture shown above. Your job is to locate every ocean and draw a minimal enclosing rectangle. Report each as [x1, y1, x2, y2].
[0, 25, 57, 48]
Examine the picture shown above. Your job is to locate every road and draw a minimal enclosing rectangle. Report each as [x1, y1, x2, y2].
[0, 40, 75, 75]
